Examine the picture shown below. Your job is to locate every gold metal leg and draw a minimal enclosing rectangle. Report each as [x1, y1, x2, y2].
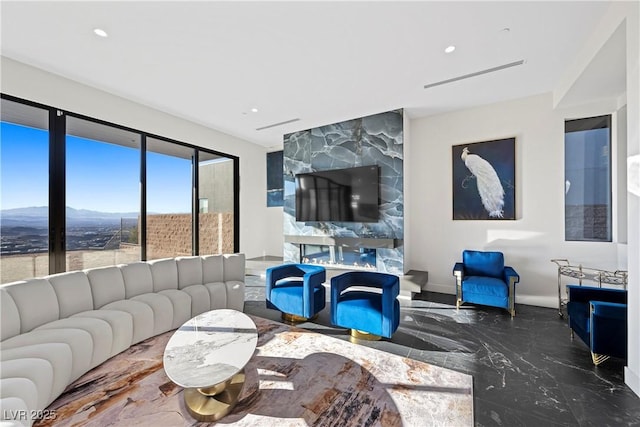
[281, 312, 317, 323]
[591, 352, 610, 366]
[350, 329, 381, 341]
[456, 299, 462, 309]
[183, 370, 245, 422]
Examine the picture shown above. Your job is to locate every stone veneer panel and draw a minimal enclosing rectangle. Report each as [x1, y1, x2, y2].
[146, 212, 234, 259]
[283, 110, 404, 274]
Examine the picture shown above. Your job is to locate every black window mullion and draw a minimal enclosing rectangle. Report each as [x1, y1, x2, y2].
[193, 150, 199, 255]
[233, 157, 240, 253]
[49, 109, 66, 274]
[140, 134, 147, 261]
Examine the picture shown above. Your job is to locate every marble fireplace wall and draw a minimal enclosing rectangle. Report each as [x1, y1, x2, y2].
[283, 110, 404, 274]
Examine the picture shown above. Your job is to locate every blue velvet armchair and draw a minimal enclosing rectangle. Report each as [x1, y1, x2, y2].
[453, 250, 520, 317]
[566, 285, 627, 365]
[266, 263, 326, 322]
[330, 271, 400, 340]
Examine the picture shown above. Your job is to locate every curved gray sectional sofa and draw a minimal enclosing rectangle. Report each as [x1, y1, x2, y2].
[0, 254, 245, 426]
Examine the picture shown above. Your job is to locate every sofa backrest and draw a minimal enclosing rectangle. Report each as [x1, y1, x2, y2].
[202, 254, 224, 283]
[148, 258, 179, 292]
[223, 253, 246, 282]
[119, 262, 154, 298]
[463, 250, 504, 279]
[0, 288, 21, 341]
[176, 256, 204, 289]
[86, 266, 126, 308]
[2, 279, 60, 334]
[46, 271, 94, 318]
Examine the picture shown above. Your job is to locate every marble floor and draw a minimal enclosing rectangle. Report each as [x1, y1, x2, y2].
[244, 275, 640, 427]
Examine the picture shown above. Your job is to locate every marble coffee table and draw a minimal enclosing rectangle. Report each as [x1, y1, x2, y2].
[163, 309, 258, 421]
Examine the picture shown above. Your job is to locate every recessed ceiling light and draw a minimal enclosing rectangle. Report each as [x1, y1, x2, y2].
[93, 28, 108, 38]
[444, 45, 456, 54]
[251, 107, 259, 113]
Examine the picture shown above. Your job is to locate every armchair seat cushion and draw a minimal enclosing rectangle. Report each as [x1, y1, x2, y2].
[333, 291, 400, 337]
[462, 276, 508, 297]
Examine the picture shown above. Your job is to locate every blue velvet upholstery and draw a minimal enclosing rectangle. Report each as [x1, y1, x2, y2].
[566, 285, 627, 364]
[453, 250, 520, 316]
[330, 271, 400, 339]
[266, 264, 326, 319]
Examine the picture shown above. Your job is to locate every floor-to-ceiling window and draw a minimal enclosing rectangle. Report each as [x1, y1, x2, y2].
[198, 152, 235, 255]
[65, 116, 141, 270]
[0, 95, 239, 283]
[146, 138, 195, 260]
[0, 98, 50, 283]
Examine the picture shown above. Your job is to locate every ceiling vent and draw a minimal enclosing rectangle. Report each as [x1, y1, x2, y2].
[256, 118, 300, 131]
[424, 60, 526, 89]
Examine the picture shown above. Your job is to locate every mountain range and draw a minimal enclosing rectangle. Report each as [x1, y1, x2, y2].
[1, 206, 139, 227]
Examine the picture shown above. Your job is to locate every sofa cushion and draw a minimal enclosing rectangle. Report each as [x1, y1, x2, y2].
[463, 250, 504, 279]
[46, 271, 94, 318]
[119, 262, 154, 299]
[100, 300, 154, 344]
[0, 358, 53, 411]
[1, 343, 73, 407]
[158, 290, 192, 329]
[176, 256, 204, 290]
[0, 395, 31, 427]
[86, 266, 126, 309]
[204, 282, 228, 310]
[1, 288, 21, 341]
[130, 293, 174, 335]
[223, 253, 245, 282]
[225, 281, 245, 312]
[3, 279, 59, 334]
[72, 310, 133, 357]
[149, 258, 179, 292]
[36, 318, 113, 369]
[1, 329, 92, 382]
[0, 378, 39, 425]
[180, 284, 211, 317]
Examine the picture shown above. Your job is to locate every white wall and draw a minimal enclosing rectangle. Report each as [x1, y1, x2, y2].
[408, 93, 625, 308]
[0, 57, 271, 260]
[622, 0, 640, 399]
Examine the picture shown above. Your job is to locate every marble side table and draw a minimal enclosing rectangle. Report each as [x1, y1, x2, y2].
[163, 309, 258, 421]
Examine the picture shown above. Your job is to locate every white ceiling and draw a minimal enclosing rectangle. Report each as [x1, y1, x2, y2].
[0, 1, 623, 149]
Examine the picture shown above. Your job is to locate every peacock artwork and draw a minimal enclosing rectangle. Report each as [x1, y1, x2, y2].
[452, 137, 516, 220]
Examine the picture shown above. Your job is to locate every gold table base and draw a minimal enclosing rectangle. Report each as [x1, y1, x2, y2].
[350, 329, 381, 341]
[183, 371, 245, 422]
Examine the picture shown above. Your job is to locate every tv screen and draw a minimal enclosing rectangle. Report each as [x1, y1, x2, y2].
[295, 165, 380, 222]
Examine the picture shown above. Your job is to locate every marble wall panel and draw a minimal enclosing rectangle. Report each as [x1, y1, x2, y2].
[283, 110, 404, 274]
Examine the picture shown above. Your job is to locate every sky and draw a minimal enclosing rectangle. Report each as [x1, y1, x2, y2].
[1, 122, 192, 213]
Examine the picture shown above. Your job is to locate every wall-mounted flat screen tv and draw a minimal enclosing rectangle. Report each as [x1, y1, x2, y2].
[295, 165, 380, 222]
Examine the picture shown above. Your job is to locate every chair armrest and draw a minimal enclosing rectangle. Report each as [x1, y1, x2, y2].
[302, 266, 326, 286]
[590, 301, 627, 321]
[567, 285, 627, 305]
[453, 263, 464, 278]
[504, 266, 519, 284]
[266, 264, 302, 296]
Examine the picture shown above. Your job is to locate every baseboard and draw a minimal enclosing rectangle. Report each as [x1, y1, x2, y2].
[625, 367, 640, 398]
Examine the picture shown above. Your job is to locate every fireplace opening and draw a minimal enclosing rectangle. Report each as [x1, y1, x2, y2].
[300, 244, 376, 270]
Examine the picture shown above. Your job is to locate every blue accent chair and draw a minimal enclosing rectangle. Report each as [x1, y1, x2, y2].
[566, 285, 627, 365]
[452, 250, 520, 317]
[266, 264, 326, 321]
[330, 271, 400, 339]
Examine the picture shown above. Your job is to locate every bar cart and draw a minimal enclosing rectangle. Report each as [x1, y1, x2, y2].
[551, 259, 628, 318]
